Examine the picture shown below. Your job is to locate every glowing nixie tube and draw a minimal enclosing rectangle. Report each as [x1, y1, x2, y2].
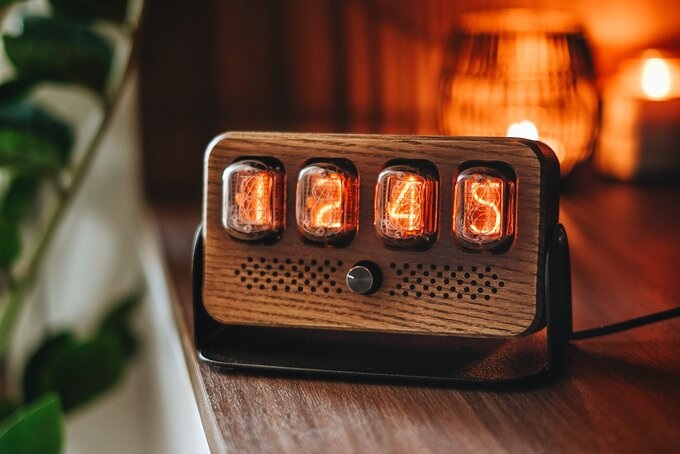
[222, 159, 285, 242]
[374, 162, 438, 249]
[453, 166, 515, 250]
[296, 160, 358, 245]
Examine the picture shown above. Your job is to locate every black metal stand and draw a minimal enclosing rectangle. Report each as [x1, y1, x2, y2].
[192, 225, 572, 384]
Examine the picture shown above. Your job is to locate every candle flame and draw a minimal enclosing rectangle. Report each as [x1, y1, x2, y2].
[506, 120, 539, 140]
[641, 57, 671, 99]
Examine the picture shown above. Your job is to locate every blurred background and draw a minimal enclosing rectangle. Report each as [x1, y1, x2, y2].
[1, 1, 678, 452]
[139, 0, 680, 204]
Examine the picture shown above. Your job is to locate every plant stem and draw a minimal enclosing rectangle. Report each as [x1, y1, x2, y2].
[0, 96, 114, 360]
[0, 279, 29, 359]
[0, 0, 146, 367]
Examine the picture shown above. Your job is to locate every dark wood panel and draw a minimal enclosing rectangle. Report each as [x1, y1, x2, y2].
[156, 171, 680, 453]
[140, 0, 680, 203]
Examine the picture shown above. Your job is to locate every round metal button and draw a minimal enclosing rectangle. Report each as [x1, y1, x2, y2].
[346, 261, 382, 294]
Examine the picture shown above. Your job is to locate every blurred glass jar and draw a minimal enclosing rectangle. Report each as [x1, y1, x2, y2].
[438, 9, 599, 176]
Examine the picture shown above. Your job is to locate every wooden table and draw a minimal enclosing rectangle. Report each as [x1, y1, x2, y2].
[156, 171, 680, 453]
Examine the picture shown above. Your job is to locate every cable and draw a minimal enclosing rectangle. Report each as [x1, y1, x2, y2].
[571, 306, 680, 340]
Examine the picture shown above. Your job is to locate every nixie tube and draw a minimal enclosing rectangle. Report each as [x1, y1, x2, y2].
[296, 160, 358, 245]
[453, 166, 515, 251]
[374, 162, 438, 249]
[222, 159, 285, 242]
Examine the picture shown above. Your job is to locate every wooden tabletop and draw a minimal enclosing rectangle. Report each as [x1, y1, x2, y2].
[156, 170, 680, 453]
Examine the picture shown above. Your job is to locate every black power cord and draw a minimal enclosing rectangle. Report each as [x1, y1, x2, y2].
[570, 306, 680, 340]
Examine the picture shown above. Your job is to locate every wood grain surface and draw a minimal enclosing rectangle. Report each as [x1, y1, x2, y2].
[203, 133, 558, 337]
[157, 169, 680, 454]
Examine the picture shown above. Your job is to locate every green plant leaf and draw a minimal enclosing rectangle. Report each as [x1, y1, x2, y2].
[43, 335, 125, 412]
[0, 219, 21, 269]
[0, 393, 63, 454]
[0, 130, 63, 172]
[0, 102, 73, 172]
[0, 397, 18, 423]
[3, 16, 113, 92]
[22, 291, 140, 412]
[22, 332, 76, 405]
[50, 0, 129, 23]
[98, 290, 142, 359]
[23, 334, 124, 413]
[0, 79, 37, 105]
[0, 174, 40, 223]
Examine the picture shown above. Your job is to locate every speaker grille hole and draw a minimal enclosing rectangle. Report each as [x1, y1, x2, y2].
[390, 262, 504, 301]
[237, 259, 504, 301]
[236, 257, 344, 294]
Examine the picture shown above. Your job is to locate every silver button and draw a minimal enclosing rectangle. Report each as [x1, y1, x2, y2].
[346, 262, 381, 294]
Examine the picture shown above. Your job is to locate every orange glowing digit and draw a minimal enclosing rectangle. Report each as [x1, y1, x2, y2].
[235, 172, 272, 227]
[296, 161, 358, 244]
[453, 167, 515, 250]
[307, 174, 343, 230]
[375, 163, 438, 248]
[466, 180, 502, 236]
[222, 159, 284, 241]
[387, 176, 424, 233]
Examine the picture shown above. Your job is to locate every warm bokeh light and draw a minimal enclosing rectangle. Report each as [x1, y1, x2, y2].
[507, 121, 565, 162]
[375, 165, 438, 247]
[439, 9, 599, 177]
[507, 120, 539, 141]
[296, 162, 358, 243]
[641, 57, 672, 99]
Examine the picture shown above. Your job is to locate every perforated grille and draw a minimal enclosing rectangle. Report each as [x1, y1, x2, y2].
[387, 262, 504, 300]
[235, 257, 344, 294]
[235, 258, 504, 300]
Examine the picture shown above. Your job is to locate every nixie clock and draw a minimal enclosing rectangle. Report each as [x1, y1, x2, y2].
[194, 133, 572, 383]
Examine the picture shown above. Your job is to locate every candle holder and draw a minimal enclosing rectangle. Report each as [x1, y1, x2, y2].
[597, 51, 680, 180]
[438, 9, 600, 177]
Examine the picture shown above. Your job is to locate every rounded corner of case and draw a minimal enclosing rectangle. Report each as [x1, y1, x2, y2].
[205, 132, 235, 159]
[201, 300, 224, 324]
[510, 138, 557, 164]
[514, 308, 546, 338]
